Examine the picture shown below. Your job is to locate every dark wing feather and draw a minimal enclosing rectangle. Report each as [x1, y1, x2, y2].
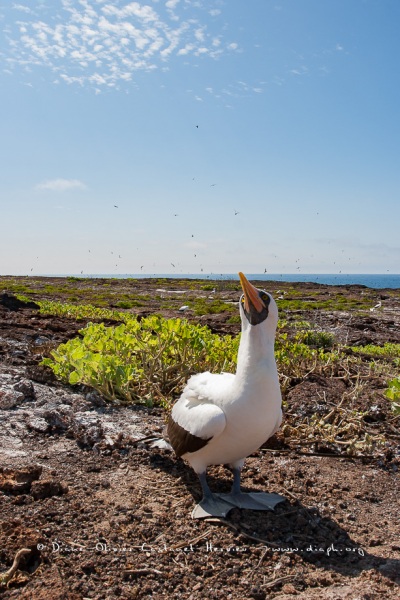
[167, 417, 212, 458]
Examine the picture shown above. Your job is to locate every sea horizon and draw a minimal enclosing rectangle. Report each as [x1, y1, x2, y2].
[4, 273, 400, 290]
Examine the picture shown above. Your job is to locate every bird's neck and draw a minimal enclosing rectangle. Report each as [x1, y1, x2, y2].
[235, 326, 276, 381]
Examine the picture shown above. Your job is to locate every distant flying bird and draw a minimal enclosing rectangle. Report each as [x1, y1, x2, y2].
[264, 268, 267, 273]
[114, 205, 118, 208]
[210, 184, 216, 187]
[140, 266, 143, 270]
[234, 211, 239, 216]
[195, 125, 199, 128]
[174, 214, 178, 217]
[171, 263, 176, 268]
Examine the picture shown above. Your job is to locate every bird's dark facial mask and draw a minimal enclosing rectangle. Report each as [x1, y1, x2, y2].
[240, 292, 270, 325]
[238, 272, 270, 325]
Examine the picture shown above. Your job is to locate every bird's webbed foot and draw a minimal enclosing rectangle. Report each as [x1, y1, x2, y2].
[215, 491, 285, 511]
[192, 494, 235, 519]
[192, 471, 235, 519]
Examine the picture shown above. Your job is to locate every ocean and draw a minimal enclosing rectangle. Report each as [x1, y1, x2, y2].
[61, 273, 400, 289]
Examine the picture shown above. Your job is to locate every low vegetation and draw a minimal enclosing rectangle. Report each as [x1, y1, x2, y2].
[385, 377, 400, 415]
[1, 273, 396, 459]
[35, 296, 399, 458]
[42, 315, 238, 407]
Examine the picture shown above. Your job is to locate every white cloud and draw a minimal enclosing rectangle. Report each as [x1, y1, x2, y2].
[36, 178, 87, 192]
[290, 65, 308, 76]
[194, 27, 205, 42]
[12, 4, 32, 14]
[5, 1, 238, 90]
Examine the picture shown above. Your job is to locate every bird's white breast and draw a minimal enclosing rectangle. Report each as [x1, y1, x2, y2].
[183, 370, 282, 473]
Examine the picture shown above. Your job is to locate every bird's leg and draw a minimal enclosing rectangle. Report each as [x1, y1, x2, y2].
[231, 467, 242, 495]
[191, 472, 235, 519]
[216, 467, 285, 511]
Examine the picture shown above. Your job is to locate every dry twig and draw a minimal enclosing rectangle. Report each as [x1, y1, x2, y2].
[124, 568, 163, 577]
[170, 528, 215, 550]
[261, 574, 296, 589]
[0, 548, 31, 587]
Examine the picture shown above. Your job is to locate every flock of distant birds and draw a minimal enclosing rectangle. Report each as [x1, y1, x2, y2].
[27, 125, 391, 277]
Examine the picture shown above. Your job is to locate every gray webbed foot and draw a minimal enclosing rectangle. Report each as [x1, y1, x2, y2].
[215, 491, 285, 511]
[191, 495, 235, 519]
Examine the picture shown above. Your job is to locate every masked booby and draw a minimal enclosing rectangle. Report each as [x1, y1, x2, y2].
[167, 272, 285, 518]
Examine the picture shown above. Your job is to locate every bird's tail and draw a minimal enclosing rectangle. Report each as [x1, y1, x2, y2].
[149, 425, 173, 451]
[150, 438, 173, 451]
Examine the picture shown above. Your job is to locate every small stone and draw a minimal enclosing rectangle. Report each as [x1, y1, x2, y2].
[281, 583, 298, 594]
[0, 389, 25, 409]
[31, 479, 68, 500]
[13, 379, 35, 399]
[26, 417, 50, 433]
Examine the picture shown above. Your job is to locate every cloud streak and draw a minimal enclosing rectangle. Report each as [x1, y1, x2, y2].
[4, 1, 240, 90]
[36, 178, 87, 192]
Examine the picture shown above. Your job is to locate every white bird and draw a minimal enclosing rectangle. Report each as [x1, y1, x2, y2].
[370, 302, 382, 312]
[167, 272, 284, 518]
[178, 305, 190, 312]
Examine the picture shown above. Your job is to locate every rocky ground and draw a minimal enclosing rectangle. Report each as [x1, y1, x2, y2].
[0, 276, 399, 599]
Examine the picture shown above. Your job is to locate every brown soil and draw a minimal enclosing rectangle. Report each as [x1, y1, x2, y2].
[0, 277, 399, 599]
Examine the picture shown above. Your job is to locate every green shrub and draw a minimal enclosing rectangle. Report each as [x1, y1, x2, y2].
[42, 316, 239, 406]
[385, 378, 400, 415]
[297, 329, 335, 349]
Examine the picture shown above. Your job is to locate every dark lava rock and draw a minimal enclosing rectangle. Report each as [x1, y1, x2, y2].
[0, 465, 42, 495]
[0, 292, 40, 311]
[30, 479, 68, 500]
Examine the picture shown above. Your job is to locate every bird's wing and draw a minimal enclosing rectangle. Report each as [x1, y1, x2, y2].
[168, 372, 233, 458]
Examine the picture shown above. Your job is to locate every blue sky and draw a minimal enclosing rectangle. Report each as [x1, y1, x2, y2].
[1, 0, 399, 275]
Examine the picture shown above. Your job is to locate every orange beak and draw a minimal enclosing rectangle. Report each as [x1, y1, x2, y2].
[238, 272, 264, 313]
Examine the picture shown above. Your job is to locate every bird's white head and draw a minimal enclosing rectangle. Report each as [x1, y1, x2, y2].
[238, 272, 279, 334]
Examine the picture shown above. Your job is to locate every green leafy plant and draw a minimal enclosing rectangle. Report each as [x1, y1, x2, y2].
[42, 316, 239, 406]
[193, 298, 236, 316]
[296, 329, 335, 349]
[385, 377, 400, 415]
[275, 332, 339, 383]
[115, 300, 144, 309]
[38, 300, 128, 322]
[350, 343, 400, 363]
